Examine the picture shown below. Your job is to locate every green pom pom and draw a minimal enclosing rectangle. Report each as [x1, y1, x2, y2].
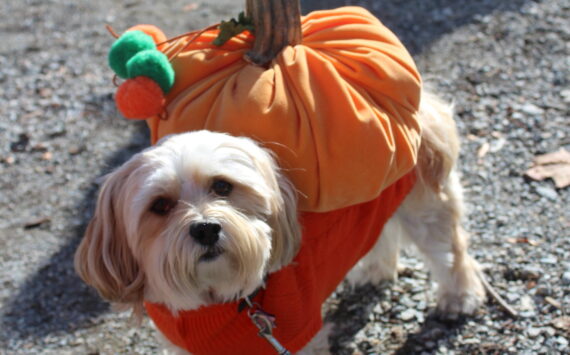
[108, 30, 156, 78]
[126, 50, 175, 93]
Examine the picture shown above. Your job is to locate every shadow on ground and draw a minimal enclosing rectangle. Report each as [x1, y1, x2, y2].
[302, 0, 530, 54]
[2, 0, 533, 344]
[0, 95, 150, 341]
[326, 282, 470, 354]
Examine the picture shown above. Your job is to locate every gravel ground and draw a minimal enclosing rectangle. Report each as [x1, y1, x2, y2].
[1, 0, 568, 354]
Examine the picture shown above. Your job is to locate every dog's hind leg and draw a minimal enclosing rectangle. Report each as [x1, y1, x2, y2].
[397, 171, 485, 318]
[394, 92, 485, 318]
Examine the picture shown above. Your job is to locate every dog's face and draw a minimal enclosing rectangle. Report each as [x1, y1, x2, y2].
[75, 131, 300, 312]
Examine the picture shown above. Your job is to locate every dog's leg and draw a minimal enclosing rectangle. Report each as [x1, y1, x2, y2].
[346, 218, 402, 286]
[397, 171, 485, 318]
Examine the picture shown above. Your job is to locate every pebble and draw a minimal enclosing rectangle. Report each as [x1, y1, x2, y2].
[535, 186, 558, 201]
[518, 103, 544, 116]
[399, 309, 416, 321]
[519, 295, 536, 312]
[540, 255, 558, 264]
[527, 327, 541, 338]
[556, 337, 568, 347]
[560, 89, 570, 103]
[561, 271, 570, 285]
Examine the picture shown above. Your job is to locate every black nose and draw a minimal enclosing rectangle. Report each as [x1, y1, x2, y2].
[190, 222, 221, 246]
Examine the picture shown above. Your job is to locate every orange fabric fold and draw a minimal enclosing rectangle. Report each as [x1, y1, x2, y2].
[145, 172, 416, 355]
[146, 6, 421, 212]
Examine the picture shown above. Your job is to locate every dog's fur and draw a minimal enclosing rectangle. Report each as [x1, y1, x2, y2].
[75, 92, 485, 354]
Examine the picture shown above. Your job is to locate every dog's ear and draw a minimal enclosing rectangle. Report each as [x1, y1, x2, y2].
[267, 171, 302, 272]
[74, 159, 145, 306]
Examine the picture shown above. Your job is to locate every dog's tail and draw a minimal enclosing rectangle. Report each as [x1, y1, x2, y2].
[416, 91, 460, 193]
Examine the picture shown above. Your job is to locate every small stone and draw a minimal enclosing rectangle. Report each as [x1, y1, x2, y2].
[68, 145, 85, 155]
[399, 309, 416, 321]
[3, 156, 15, 165]
[506, 292, 519, 303]
[519, 103, 544, 116]
[535, 186, 558, 201]
[556, 337, 568, 347]
[540, 255, 558, 264]
[543, 327, 556, 337]
[527, 327, 541, 338]
[561, 271, 570, 285]
[519, 295, 536, 311]
[373, 303, 383, 314]
[561, 89, 570, 103]
[41, 151, 53, 161]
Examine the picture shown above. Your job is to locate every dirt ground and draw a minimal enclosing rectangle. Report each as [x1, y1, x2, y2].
[1, 0, 568, 354]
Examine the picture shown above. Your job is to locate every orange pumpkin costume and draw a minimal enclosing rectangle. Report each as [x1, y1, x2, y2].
[139, 6, 421, 354]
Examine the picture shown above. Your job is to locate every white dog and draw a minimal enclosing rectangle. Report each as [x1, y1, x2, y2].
[75, 92, 486, 354]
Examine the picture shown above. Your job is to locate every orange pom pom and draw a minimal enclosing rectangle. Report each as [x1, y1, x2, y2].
[127, 24, 167, 50]
[116, 76, 165, 119]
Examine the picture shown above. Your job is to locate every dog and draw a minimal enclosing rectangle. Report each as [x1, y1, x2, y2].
[75, 91, 486, 354]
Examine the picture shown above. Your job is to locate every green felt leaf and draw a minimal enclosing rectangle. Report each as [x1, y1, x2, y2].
[213, 12, 254, 47]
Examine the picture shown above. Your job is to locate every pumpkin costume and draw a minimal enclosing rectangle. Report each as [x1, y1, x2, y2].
[112, 5, 422, 354]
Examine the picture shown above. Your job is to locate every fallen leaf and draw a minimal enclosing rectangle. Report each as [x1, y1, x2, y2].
[24, 217, 51, 229]
[525, 148, 570, 188]
[506, 237, 541, 246]
[534, 148, 570, 165]
[478, 141, 490, 159]
[183, 2, 199, 11]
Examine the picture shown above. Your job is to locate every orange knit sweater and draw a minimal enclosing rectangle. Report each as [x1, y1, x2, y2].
[144, 171, 415, 354]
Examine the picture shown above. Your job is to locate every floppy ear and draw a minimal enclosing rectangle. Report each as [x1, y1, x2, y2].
[74, 159, 145, 306]
[267, 170, 302, 272]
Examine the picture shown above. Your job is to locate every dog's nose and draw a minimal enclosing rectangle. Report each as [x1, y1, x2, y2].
[190, 222, 221, 246]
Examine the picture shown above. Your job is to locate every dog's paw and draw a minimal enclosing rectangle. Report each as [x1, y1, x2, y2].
[436, 289, 485, 320]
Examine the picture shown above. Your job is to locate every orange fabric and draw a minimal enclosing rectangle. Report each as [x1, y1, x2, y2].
[145, 171, 416, 355]
[116, 77, 165, 119]
[127, 24, 168, 50]
[146, 6, 421, 212]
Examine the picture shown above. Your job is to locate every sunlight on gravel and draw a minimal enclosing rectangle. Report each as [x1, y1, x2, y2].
[0, 0, 568, 354]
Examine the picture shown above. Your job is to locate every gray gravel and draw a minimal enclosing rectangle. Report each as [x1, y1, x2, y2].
[1, 0, 568, 354]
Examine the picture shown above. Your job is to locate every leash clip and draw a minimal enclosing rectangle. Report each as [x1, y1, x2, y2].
[243, 297, 292, 355]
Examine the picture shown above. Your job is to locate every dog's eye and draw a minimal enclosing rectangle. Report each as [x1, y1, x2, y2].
[150, 197, 177, 216]
[211, 179, 233, 197]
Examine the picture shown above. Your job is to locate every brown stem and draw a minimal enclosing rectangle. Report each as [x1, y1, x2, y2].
[245, 0, 302, 67]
